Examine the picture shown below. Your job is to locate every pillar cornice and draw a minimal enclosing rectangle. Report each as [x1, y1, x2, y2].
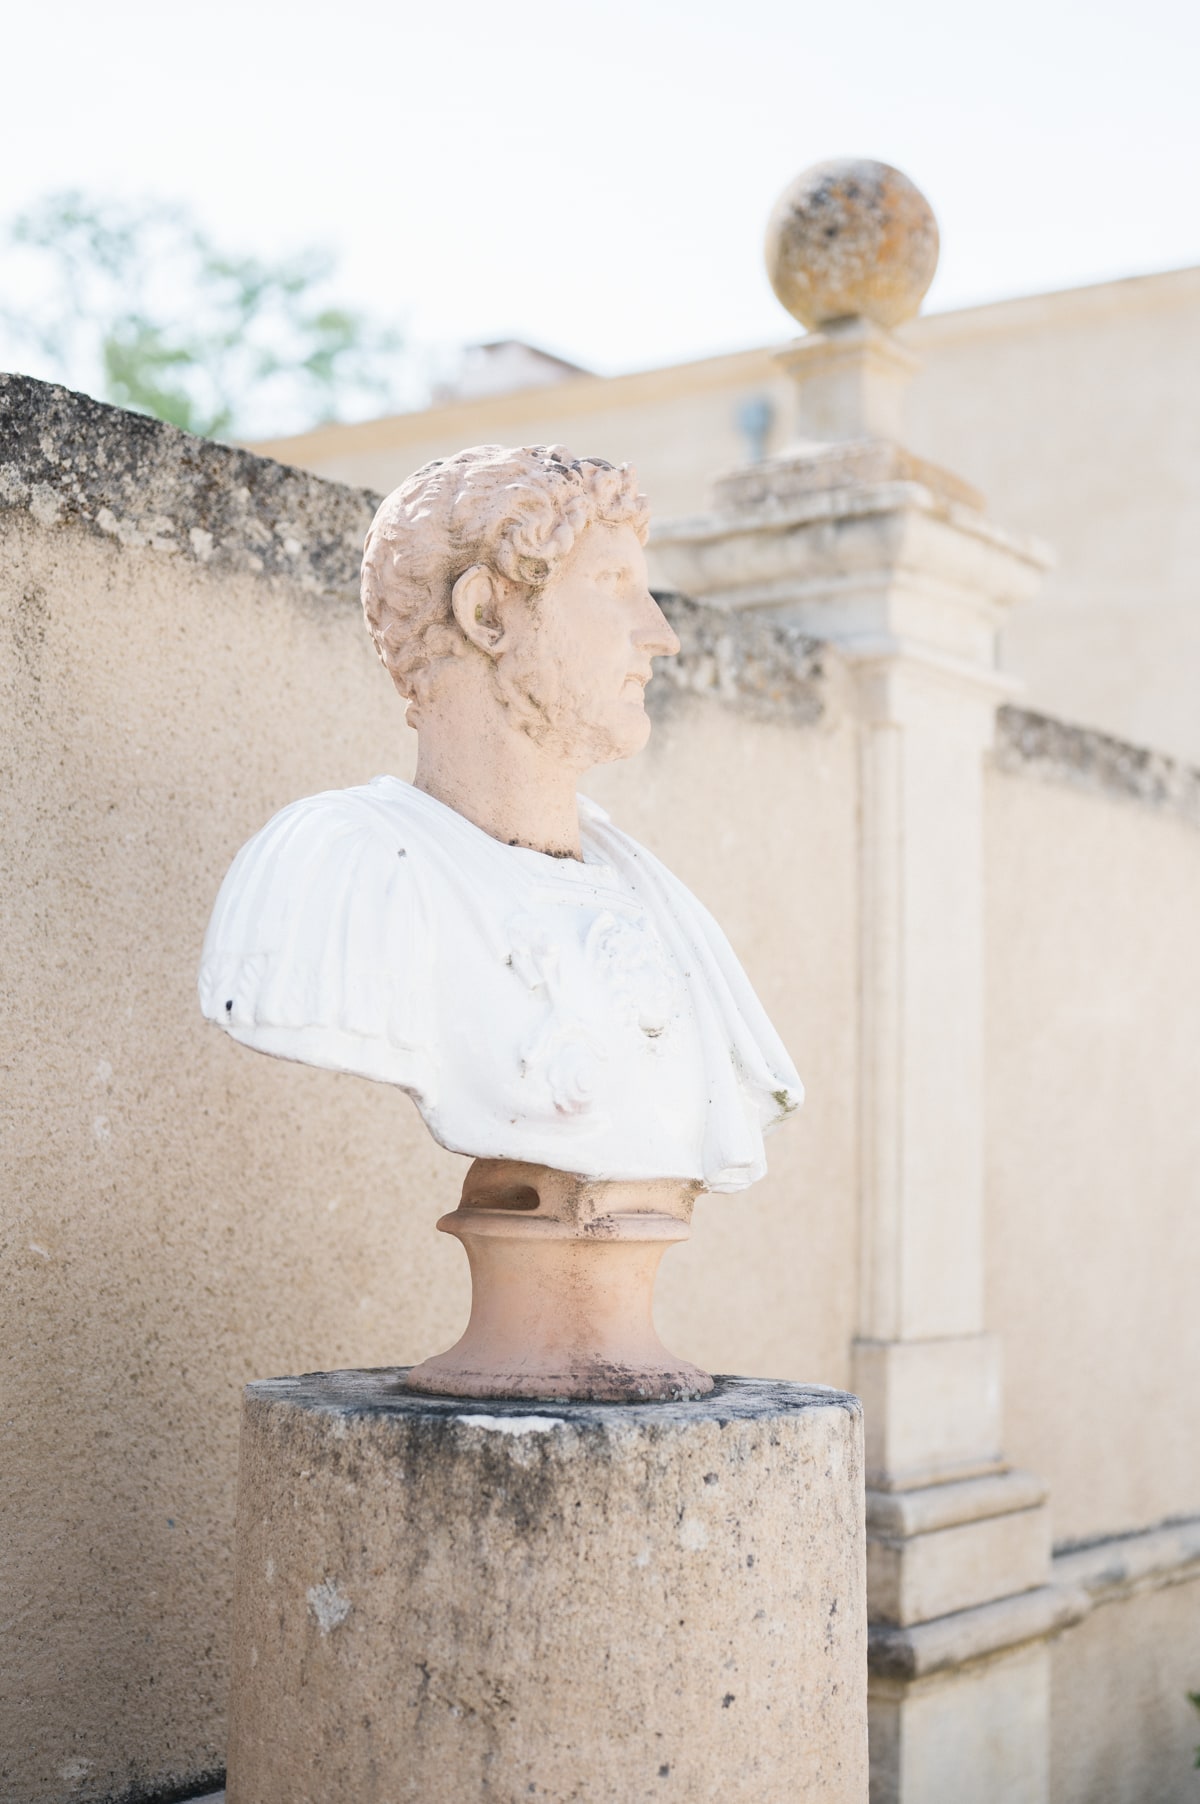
[650, 473, 1050, 679]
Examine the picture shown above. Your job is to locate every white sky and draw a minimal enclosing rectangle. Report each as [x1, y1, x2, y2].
[3, 0, 1199, 385]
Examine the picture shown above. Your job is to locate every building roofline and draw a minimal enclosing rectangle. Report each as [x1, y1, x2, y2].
[245, 344, 777, 464]
[905, 262, 1200, 347]
[244, 263, 1200, 466]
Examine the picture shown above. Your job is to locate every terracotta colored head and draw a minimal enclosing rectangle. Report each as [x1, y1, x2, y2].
[361, 444, 678, 769]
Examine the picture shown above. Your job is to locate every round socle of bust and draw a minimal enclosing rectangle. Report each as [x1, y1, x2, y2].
[765, 157, 939, 331]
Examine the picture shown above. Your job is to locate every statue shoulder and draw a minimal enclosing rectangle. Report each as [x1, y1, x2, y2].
[199, 779, 426, 1010]
[253, 775, 415, 843]
[198, 778, 437, 1090]
[217, 777, 439, 880]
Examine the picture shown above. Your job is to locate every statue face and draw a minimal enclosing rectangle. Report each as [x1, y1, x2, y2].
[496, 520, 679, 768]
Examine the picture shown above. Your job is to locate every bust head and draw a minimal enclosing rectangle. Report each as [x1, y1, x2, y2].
[361, 445, 678, 770]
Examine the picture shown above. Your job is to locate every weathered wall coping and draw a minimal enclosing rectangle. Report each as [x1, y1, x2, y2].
[995, 705, 1200, 832]
[0, 374, 829, 723]
[5, 373, 1198, 817]
[0, 372, 377, 600]
[651, 590, 827, 724]
[868, 1513, 1200, 1684]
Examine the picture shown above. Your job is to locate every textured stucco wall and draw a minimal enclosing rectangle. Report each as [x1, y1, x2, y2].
[0, 379, 856, 1803]
[984, 750, 1200, 1544]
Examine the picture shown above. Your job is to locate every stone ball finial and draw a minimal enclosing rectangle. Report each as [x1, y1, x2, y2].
[765, 158, 939, 332]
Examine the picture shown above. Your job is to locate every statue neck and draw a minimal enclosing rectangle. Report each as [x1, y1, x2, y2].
[412, 710, 585, 860]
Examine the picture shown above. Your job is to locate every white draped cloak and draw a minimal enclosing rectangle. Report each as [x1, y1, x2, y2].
[198, 778, 802, 1191]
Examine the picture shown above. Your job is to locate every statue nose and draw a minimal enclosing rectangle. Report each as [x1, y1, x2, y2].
[636, 597, 680, 658]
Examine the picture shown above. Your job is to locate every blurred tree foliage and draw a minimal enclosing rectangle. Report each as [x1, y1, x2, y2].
[1, 192, 410, 439]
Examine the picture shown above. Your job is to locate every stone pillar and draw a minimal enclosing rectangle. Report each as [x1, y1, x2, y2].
[650, 158, 1083, 1803]
[227, 1371, 867, 1804]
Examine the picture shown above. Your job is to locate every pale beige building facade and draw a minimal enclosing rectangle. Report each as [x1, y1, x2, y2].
[254, 264, 1200, 768]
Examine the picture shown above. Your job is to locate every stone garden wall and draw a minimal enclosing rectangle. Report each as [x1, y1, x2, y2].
[3, 374, 1198, 1801]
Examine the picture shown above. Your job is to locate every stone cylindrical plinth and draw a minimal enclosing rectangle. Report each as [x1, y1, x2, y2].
[228, 1370, 867, 1804]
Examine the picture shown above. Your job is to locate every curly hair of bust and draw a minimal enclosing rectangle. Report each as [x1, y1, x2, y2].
[361, 444, 650, 701]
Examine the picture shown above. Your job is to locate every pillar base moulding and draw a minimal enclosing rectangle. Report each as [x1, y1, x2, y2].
[869, 1639, 1052, 1804]
[867, 1469, 1051, 1627]
[867, 1585, 1088, 1804]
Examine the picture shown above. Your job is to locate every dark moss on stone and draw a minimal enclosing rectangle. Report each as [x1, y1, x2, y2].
[247, 1367, 858, 1431]
[92, 1772, 225, 1804]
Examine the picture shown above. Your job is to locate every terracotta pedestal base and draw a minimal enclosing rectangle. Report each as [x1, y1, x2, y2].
[404, 1159, 712, 1401]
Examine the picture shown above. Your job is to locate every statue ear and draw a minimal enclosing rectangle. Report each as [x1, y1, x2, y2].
[451, 565, 508, 658]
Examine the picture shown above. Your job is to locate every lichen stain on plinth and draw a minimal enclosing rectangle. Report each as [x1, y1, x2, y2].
[227, 1375, 868, 1804]
[404, 1159, 713, 1401]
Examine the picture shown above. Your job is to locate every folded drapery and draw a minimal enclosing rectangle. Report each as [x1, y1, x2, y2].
[199, 777, 802, 1191]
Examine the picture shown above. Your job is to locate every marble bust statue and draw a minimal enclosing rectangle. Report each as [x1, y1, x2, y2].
[200, 445, 801, 1400]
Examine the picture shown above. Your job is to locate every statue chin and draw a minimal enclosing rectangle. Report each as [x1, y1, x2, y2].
[502, 684, 652, 769]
